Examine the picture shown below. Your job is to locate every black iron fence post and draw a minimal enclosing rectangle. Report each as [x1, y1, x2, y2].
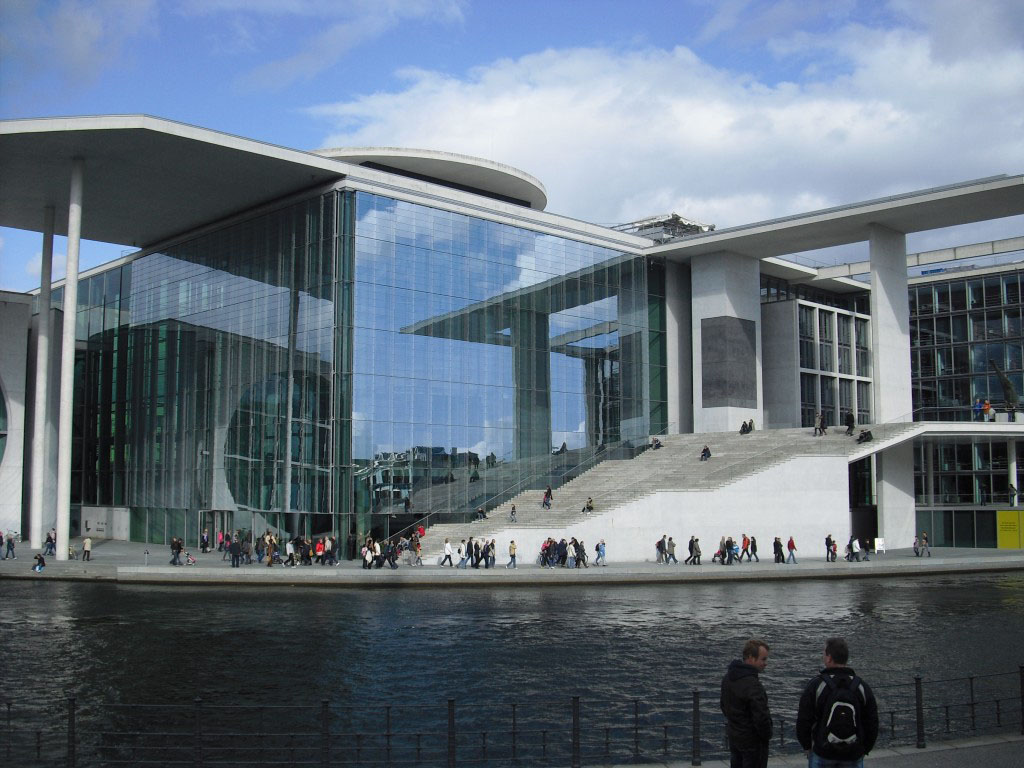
[66, 696, 76, 768]
[571, 696, 580, 768]
[633, 698, 640, 758]
[386, 704, 392, 765]
[914, 676, 926, 749]
[321, 700, 330, 768]
[511, 702, 517, 760]
[691, 689, 701, 766]
[6, 701, 11, 760]
[969, 676, 976, 730]
[1019, 665, 1024, 735]
[447, 699, 456, 768]
[194, 697, 203, 768]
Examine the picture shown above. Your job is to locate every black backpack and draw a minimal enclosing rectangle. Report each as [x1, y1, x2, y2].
[814, 673, 865, 758]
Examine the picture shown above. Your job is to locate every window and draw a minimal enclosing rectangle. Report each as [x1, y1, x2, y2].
[985, 277, 1002, 307]
[820, 377, 835, 424]
[799, 305, 816, 369]
[1005, 275, 1020, 305]
[950, 281, 967, 311]
[917, 285, 934, 314]
[856, 381, 871, 424]
[801, 373, 817, 427]
[935, 283, 950, 313]
[837, 315, 853, 374]
[968, 279, 984, 309]
[819, 312, 834, 372]
[855, 318, 870, 377]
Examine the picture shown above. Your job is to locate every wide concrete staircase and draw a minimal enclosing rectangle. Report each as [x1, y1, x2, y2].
[419, 422, 918, 560]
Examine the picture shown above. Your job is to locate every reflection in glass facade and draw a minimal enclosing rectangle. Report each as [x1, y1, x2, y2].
[910, 265, 1024, 547]
[65, 188, 661, 555]
[350, 193, 657, 548]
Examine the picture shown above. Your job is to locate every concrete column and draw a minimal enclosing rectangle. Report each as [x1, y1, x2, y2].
[924, 439, 935, 506]
[28, 206, 55, 549]
[512, 310, 550, 459]
[690, 251, 762, 433]
[876, 442, 916, 548]
[1009, 439, 1018, 506]
[55, 158, 84, 561]
[868, 225, 912, 423]
[665, 261, 692, 434]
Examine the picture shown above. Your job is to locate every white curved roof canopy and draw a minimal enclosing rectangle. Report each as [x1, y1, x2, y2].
[314, 147, 548, 211]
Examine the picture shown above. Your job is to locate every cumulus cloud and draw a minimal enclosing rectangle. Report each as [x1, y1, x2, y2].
[307, 6, 1024, 235]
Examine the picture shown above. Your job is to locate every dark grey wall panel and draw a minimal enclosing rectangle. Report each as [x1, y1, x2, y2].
[701, 316, 757, 407]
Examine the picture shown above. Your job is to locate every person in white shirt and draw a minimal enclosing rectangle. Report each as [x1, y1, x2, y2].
[441, 538, 453, 567]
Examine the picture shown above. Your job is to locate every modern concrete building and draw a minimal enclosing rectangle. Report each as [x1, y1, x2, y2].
[2, 114, 1024, 558]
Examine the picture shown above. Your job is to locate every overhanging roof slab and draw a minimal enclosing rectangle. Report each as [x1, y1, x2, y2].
[649, 175, 1024, 262]
[0, 115, 350, 248]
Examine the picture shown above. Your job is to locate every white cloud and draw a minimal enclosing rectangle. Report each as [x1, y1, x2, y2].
[308, 11, 1024, 236]
[179, 0, 467, 91]
[0, 0, 157, 98]
[25, 251, 67, 282]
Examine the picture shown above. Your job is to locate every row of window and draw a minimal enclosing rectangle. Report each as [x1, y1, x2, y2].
[910, 310, 1023, 347]
[910, 273, 1023, 316]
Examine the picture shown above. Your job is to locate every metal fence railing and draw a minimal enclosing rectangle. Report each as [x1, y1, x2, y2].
[4, 667, 1022, 766]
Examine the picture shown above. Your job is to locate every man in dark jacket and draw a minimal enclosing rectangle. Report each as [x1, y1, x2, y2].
[796, 637, 878, 767]
[720, 639, 772, 767]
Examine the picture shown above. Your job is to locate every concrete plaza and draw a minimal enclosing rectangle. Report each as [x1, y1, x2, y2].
[2, 537, 1023, 587]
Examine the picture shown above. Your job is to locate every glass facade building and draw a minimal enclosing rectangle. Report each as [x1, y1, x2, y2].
[60, 188, 662, 554]
[910, 264, 1024, 547]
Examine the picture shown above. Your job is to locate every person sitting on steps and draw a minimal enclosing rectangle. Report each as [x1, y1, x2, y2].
[700, 445, 712, 461]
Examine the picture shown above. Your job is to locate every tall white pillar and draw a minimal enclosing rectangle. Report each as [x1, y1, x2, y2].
[876, 442, 916, 547]
[1009, 439, 1018, 506]
[868, 224, 911, 423]
[55, 158, 84, 561]
[924, 439, 934, 506]
[29, 206, 55, 549]
[664, 261, 692, 434]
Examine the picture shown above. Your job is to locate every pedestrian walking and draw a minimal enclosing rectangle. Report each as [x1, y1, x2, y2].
[920, 531, 931, 557]
[82, 536, 92, 561]
[667, 536, 678, 564]
[786, 536, 798, 564]
[506, 540, 517, 569]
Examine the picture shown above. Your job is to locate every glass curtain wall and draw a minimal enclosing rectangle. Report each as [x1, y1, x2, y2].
[67, 192, 339, 546]
[349, 192, 654, 543]
[910, 270, 1024, 420]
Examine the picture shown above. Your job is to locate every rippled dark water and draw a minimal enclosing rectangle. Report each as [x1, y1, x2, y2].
[7, 573, 1024, 701]
[4, 572, 1024, 762]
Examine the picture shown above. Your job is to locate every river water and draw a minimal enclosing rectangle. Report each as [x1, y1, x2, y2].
[5, 572, 1024, 763]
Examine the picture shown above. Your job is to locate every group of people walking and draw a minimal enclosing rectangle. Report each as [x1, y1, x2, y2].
[824, 534, 873, 562]
[361, 534, 424, 569]
[721, 636, 879, 768]
[537, 536, 606, 568]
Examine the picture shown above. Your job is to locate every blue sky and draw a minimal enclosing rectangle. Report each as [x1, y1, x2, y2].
[2, 0, 1023, 292]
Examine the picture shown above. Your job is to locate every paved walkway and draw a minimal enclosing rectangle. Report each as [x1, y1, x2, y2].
[2, 538, 1023, 587]
[621, 732, 1024, 767]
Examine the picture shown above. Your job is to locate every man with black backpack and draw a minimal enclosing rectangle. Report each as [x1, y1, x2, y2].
[796, 637, 878, 767]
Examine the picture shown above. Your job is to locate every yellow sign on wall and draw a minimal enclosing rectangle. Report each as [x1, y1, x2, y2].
[996, 510, 1022, 549]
